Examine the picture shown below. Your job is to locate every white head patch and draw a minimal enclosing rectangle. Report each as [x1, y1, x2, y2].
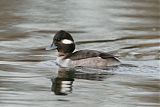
[61, 39, 73, 44]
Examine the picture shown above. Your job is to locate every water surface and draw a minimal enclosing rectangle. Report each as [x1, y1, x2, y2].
[0, 0, 160, 107]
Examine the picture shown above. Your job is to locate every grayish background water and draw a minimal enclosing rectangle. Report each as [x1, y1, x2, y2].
[0, 0, 160, 107]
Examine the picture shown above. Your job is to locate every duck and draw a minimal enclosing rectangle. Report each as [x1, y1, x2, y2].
[46, 30, 120, 68]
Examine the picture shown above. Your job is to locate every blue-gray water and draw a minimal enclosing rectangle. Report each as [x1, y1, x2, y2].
[0, 0, 160, 107]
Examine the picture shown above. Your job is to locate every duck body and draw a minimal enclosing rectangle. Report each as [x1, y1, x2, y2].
[46, 30, 120, 68]
[56, 50, 120, 68]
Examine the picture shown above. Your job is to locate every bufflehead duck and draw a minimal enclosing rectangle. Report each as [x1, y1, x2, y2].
[46, 30, 120, 68]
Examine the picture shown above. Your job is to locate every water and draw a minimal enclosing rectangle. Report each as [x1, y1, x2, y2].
[0, 0, 160, 107]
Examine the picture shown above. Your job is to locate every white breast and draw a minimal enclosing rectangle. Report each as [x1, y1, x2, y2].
[56, 57, 72, 67]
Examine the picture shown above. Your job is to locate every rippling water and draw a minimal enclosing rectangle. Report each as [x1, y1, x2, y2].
[0, 0, 160, 107]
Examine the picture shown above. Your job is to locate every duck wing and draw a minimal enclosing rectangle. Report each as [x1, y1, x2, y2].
[67, 50, 117, 60]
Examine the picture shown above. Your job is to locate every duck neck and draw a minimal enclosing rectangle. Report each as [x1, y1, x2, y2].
[58, 52, 72, 58]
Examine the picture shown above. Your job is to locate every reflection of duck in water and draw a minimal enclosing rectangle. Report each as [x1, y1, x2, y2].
[46, 30, 120, 68]
[51, 68, 113, 95]
[51, 68, 75, 95]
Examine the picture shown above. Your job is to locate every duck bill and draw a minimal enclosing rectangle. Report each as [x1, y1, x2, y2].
[45, 43, 57, 50]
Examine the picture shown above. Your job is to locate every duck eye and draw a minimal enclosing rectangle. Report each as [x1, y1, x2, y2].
[54, 38, 61, 41]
